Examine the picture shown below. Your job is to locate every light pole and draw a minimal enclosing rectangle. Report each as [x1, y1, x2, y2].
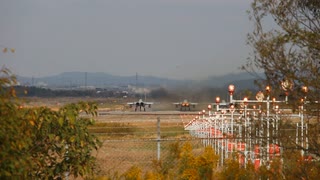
[302, 86, 308, 154]
[243, 97, 248, 132]
[281, 79, 293, 104]
[300, 86, 308, 156]
[265, 85, 271, 163]
[230, 104, 235, 136]
[215, 96, 220, 111]
[208, 104, 212, 116]
[202, 109, 206, 119]
[243, 97, 249, 166]
[229, 84, 235, 103]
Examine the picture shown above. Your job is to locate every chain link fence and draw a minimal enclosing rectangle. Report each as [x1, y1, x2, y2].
[90, 113, 208, 176]
[94, 138, 205, 176]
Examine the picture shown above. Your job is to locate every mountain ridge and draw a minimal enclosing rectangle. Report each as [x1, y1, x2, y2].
[16, 71, 263, 89]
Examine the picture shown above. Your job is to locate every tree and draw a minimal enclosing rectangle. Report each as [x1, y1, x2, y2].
[244, 0, 320, 158]
[217, 153, 256, 180]
[244, 0, 319, 98]
[0, 67, 102, 178]
[149, 142, 219, 180]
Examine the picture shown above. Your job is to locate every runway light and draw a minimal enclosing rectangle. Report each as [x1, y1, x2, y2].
[207, 104, 212, 110]
[243, 97, 248, 106]
[302, 86, 308, 94]
[215, 97, 220, 104]
[228, 84, 235, 95]
[230, 104, 235, 113]
[265, 86, 271, 95]
[300, 98, 304, 104]
[256, 91, 264, 102]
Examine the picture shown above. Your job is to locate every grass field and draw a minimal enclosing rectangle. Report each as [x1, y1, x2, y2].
[91, 111, 195, 176]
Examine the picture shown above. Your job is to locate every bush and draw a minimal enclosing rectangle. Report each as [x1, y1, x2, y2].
[0, 67, 102, 178]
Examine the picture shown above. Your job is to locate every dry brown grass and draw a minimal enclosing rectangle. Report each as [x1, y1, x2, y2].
[92, 112, 193, 176]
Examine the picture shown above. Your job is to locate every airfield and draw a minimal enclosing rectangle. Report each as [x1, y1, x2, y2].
[22, 96, 210, 124]
[20, 96, 317, 176]
[94, 98, 209, 130]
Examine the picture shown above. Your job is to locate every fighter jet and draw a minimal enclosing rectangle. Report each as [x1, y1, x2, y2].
[173, 99, 198, 111]
[127, 99, 154, 111]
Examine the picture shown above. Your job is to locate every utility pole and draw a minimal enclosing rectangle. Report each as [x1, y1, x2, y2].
[136, 72, 138, 88]
[85, 72, 87, 89]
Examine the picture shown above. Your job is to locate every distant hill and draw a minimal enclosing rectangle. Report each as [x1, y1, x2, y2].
[201, 72, 261, 88]
[17, 72, 186, 88]
[16, 71, 264, 90]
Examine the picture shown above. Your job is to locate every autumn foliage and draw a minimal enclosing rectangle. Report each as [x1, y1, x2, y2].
[0, 67, 102, 178]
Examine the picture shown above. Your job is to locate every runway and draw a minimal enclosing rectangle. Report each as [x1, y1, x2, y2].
[91, 110, 198, 125]
[97, 110, 200, 116]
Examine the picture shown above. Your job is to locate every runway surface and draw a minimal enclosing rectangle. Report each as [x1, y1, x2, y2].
[98, 110, 200, 116]
[91, 110, 199, 125]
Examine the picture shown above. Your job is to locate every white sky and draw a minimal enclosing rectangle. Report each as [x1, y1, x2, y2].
[0, 0, 253, 80]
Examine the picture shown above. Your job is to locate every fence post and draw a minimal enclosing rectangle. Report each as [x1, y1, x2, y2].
[157, 117, 161, 161]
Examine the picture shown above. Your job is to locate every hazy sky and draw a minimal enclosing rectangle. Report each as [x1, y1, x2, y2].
[0, 0, 253, 80]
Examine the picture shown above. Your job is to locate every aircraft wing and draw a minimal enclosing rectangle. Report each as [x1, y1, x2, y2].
[127, 102, 136, 105]
[144, 102, 154, 105]
[127, 102, 137, 108]
[173, 102, 182, 107]
[126, 101, 153, 105]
